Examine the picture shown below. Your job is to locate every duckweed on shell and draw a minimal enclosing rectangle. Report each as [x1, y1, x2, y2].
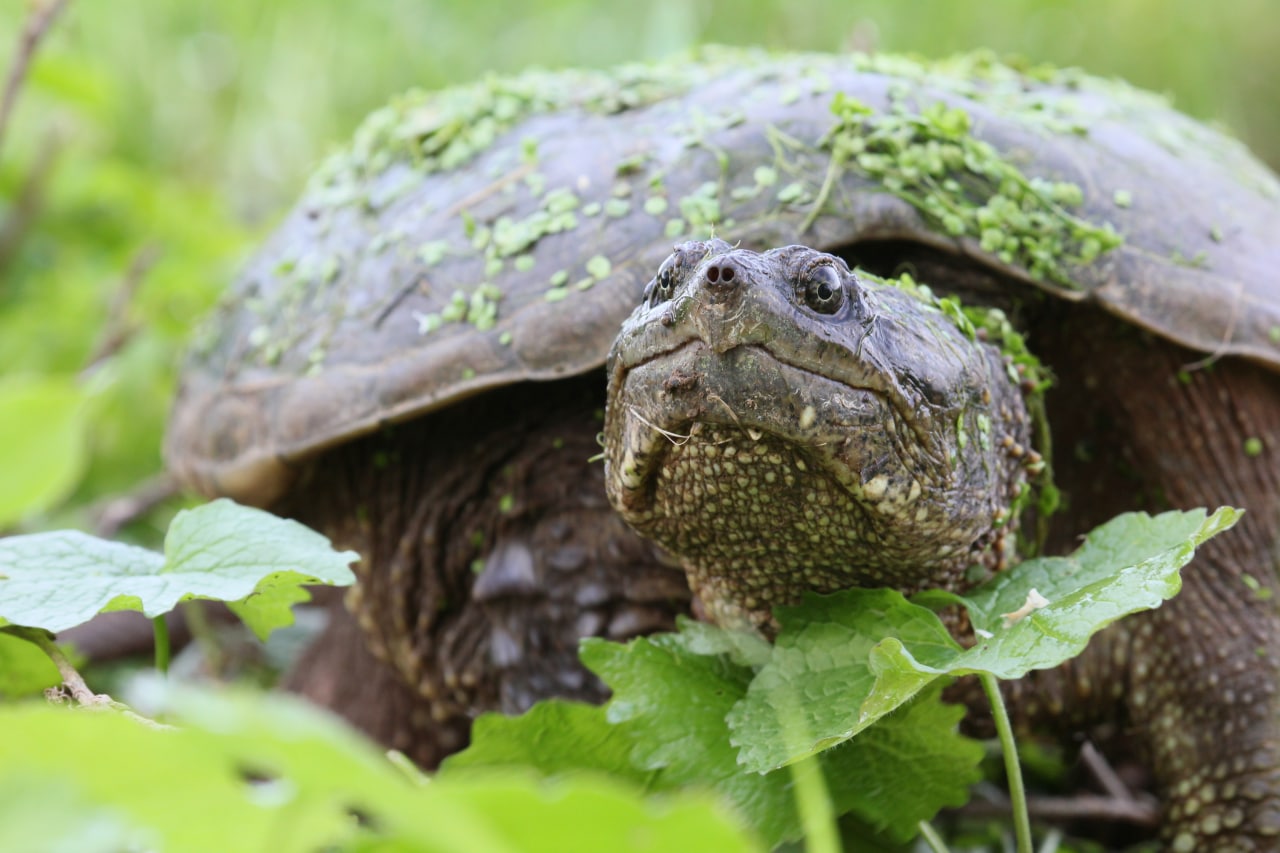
[811, 94, 1123, 287]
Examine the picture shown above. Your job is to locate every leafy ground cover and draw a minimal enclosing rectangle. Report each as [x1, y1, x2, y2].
[0, 500, 1238, 851]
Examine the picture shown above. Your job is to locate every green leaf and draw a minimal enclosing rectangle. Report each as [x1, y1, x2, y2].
[441, 699, 648, 784]
[0, 689, 395, 852]
[583, 634, 801, 840]
[729, 589, 961, 773]
[0, 377, 88, 526]
[453, 634, 788, 840]
[225, 575, 315, 641]
[0, 630, 61, 698]
[822, 684, 982, 840]
[926, 507, 1240, 678]
[0, 683, 759, 853]
[445, 668, 911, 847]
[0, 777, 143, 853]
[418, 774, 761, 853]
[731, 508, 1240, 772]
[0, 498, 357, 636]
[579, 628, 979, 845]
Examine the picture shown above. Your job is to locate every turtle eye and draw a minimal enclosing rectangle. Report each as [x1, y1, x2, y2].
[801, 264, 845, 315]
[648, 262, 677, 306]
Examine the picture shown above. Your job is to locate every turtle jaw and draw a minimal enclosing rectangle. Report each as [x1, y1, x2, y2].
[604, 338, 1015, 628]
[606, 339, 914, 520]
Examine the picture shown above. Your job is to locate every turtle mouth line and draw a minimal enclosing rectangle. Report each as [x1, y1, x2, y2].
[617, 338, 889, 407]
[608, 339, 903, 506]
[619, 337, 840, 381]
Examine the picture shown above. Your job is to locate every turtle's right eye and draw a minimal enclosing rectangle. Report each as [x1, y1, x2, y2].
[648, 264, 677, 306]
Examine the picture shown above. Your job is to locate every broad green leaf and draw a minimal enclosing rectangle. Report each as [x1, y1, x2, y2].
[0, 498, 357, 636]
[728, 589, 966, 773]
[457, 634, 791, 841]
[822, 684, 982, 841]
[0, 378, 88, 527]
[0, 777, 143, 853]
[674, 616, 775, 668]
[581, 628, 980, 845]
[583, 633, 800, 842]
[225, 573, 314, 640]
[0, 683, 758, 853]
[952, 507, 1243, 669]
[0, 630, 61, 697]
[418, 774, 762, 853]
[441, 699, 647, 784]
[1, 693, 398, 852]
[731, 508, 1240, 772]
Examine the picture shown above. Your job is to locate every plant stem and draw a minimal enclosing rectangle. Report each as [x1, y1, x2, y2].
[152, 615, 170, 674]
[980, 671, 1033, 853]
[916, 820, 951, 853]
[2, 624, 171, 729]
[4, 624, 99, 704]
[789, 754, 841, 853]
[799, 150, 844, 234]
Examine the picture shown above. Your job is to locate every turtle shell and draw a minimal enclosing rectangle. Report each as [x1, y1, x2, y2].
[166, 48, 1280, 505]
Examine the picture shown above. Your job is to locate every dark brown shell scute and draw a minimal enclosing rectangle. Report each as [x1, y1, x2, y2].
[167, 50, 1280, 503]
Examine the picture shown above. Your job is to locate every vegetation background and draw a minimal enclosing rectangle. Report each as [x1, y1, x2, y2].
[0, 3, 1274, 849]
[1, 0, 1276, 536]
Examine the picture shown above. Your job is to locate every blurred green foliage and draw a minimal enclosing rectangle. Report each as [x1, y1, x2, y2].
[0, 0, 1275, 531]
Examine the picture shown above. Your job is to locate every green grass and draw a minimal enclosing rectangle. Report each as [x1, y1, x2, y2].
[4, 0, 1276, 218]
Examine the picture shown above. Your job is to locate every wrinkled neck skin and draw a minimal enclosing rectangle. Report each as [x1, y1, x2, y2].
[604, 240, 1031, 630]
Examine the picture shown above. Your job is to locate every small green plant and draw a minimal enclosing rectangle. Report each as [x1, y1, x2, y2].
[0, 499, 1238, 851]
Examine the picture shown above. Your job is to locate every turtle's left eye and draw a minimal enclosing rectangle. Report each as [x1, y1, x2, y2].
[801, 264, 845, 314]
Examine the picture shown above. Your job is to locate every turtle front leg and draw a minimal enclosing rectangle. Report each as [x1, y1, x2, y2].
[1127, 535, 1280, 851]
[1025, 311, 1280, 849]
[999, 537, 1280, 849]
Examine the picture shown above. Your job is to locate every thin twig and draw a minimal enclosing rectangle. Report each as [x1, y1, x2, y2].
[7, 625, 99, 705]
[0, 124, 61, 275]
[442, 160, 535, 218]
[0, 0, 72, 160]
[1180, 277, 1245, 373]
[958, 793, 1159, 827]
[80, 243, 162, 376]
[87, 472, 179, 538]
[1079, 740, 1136, 803]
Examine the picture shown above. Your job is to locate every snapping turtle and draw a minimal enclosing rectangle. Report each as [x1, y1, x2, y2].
[166, 50, 1280, 848]
[604, 240, 1033, 631]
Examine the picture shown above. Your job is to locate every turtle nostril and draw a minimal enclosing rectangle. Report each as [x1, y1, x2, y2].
[704, 262, 739, 290]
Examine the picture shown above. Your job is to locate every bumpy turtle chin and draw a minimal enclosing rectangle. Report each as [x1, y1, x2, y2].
[603, 241, 1031, 630]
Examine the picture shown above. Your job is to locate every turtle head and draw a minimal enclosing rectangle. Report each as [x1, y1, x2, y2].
[604, 240, 1031, 629]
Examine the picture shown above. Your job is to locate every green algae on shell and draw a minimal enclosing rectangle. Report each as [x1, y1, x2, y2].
[809, 94, 1123, 288]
